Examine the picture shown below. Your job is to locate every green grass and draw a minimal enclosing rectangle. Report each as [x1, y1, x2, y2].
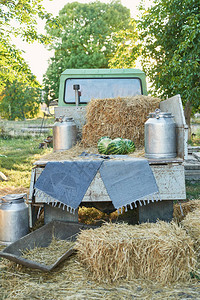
[0, 136, 52, 188]
[191, 117, 200, 124]
[186, 181, 200, 200]
[189, 119, 200, 146]
[188, 130, 200, 146]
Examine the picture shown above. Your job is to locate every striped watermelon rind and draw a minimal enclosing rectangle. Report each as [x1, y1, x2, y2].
[98, 138, 112, 154]
[106, 139, 127, 155]
[124, 139, 135, 153]
[97, 136, 135, 155]
[113, 138, 129, 154]
[97, 136, 110, 143]
[111, 138, 128, 154]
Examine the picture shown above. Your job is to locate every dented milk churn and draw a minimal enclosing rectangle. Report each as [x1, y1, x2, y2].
[145, 109, 176, 159]
[53, 116, 77, 151]
[0, 193, 29, 245]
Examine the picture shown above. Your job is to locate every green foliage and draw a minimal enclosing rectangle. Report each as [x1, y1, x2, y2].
[0, 0, 52, 43]
[0, 40, 40, 94]
[108, 20, 140, 68]
[137, 0, 200, 116]
[0, 80, 41, 120]
[43, 0, 131, 104]
[0, 0, 47, 120]
[0, 0, 56, 94]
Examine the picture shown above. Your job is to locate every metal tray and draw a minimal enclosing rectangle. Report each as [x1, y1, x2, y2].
[0, 220, 95, 271]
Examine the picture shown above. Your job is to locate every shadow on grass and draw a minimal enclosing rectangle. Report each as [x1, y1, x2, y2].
[0, 136, 52, 188]
[0, 136, 49, 171]
[186, 180, 200, 200]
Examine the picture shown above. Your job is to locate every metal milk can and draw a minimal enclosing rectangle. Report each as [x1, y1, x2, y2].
[0, 193, 29, 245]
[145, 109, 176, 159]
[53, 116, 77, 152]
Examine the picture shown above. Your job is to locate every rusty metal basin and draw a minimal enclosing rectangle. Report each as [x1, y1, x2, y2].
[0, 220, 95, 271]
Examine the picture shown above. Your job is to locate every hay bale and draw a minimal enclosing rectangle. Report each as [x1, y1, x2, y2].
[173, 200, 200, 223]
[81, 96, 161, 148]
[181, 209, 200, 257]
[75, 221, 196, 284]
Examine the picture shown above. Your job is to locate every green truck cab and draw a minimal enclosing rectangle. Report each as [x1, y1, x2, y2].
[55, 68, 148, 130]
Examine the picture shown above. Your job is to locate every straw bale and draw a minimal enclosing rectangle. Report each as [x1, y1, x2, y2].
[173, 200, 200, 224]
[81, 96, 161, 148]
[181, 209, 200, 257]
[75, 221, 196, 284]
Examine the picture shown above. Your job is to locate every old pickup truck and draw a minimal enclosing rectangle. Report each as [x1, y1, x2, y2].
[28, 69, 188, 227]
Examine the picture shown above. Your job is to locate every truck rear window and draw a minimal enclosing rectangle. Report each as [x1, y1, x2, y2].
[64, 78, 142, 104]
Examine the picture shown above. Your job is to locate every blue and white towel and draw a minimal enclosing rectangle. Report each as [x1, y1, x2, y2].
[99, 158, 161, 214]
[35, 160, 103, 213]
[34, 158, 161, 214]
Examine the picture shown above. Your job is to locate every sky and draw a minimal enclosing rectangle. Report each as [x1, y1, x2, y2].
[13, 0, 153, 84]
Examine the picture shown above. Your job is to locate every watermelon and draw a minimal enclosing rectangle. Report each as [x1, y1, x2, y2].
[112, 138, 128, 154]
[124, 139, 135, 153]
[113, 137, 123, 142]
[106, 139, 127, 155]
[98, 138, 112, 154]
[97, 136, 110, 143]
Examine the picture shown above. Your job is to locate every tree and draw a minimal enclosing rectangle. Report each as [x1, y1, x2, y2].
[0, 80, 41, 120]
[108, 20, 140, 69]
[0, 0, 57, 119]
[0, 40, 40, 93]
[0, 0, 55, 92]
[0, 0, 52, 42]
[43, 0, 131, 104]
[137, 0, 200, 126]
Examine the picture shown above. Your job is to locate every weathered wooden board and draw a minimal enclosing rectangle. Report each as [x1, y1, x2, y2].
[31, 163, 186, 204]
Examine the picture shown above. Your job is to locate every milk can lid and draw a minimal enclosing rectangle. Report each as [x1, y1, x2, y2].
[1, 193, 27, 203]
[55, 116, 74, 123]
[148, 109, 174, 118]
[64, 117, 74, 122]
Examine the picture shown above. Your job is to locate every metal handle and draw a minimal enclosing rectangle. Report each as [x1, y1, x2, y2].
[0, 197, 7, 203]
[155, 108, 161, 119]
[0, 198, 12, 205]
[57, 115, 65, 122]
